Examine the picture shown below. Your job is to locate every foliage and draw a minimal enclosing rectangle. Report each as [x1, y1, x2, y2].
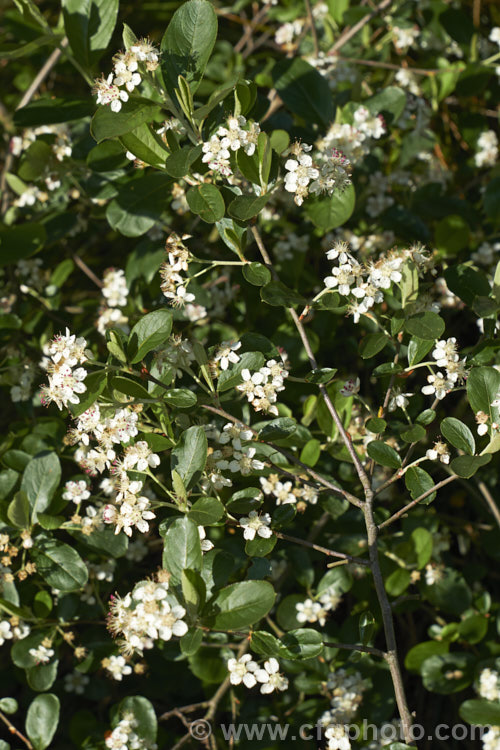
[0, 0, 500, 749]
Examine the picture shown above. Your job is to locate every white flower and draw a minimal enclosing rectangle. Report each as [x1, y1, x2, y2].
[219, 422, 253, 450]
[325, 724, 351, 750]
[340, 377, 360, 397]
[475, 411, 489, 436]
[102, 268, 129, 307]
[432, 338, 458, 369]
[29, 644, 54, 664]
[63, 480, 91, 504]
[296, 598, 328, 626]
[425, 563, 444, 585]
[421, 372, 453, 400]
[489, 27, 500, 46]
[324, 263, 356, 296]
[93, 74, 129, 112]
[284, 146, 319, 206]
[0, 621, 13, 646]
[388, 388, 413, 412]
[239, 511, 272, 541]
[255, 658, 289, 694]
[228, 447, 265, 475]
[105, 654, 133, 681]
[64, 671, 90, 694]
[478, 667, 500, 701]
[475, 130, 498, 168]
[425, 441, 450, 464]
[198, 526, 214, 552]
[227, 654, 259, 688]
[214, 341, 241, 370]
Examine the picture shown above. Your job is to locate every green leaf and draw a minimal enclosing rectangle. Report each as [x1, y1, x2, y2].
[400, 259, 419, 308]
[182, 569, 206, 617]
[405, 466, 436, 504]
[245, 534, 276, 557]
[27, 661, 58, 692]
[242, 262, 271, 287]
[0, 224, 46, 266]
[366, 417, 387, 434]
[120, 123, 170, 168]
[272, 58, 335, 126]
[385, 568, 411, 597]
[188, 497, 224, 525]
[205, 580, 275, 630]
[400, 424, 426, 443]
[7, 491, 30, 528]
[405, 640, 449, 672]
[450, 454, 491, 478]
[111, 376, 151, 401]
[62, 0, 118, 70]
[258, 132, 272, 187]
[217, 351, 265, 392]
[228, 194, 270, 221]
[411, 528, 433, 569]
[128, 309, 173, 364]
[21, 452, 61, 523]
[165, 144, 202, 178]
[359, 332, 388, 359]
[14, 98, 94, 127]
[424, 568, 472, 616]
[106, 173, 171, 237]
[118, 697, 157, 743]
[258, 418, 297, 441]
[459, 699, 500, 725]
[404, 312, 445, 340]
[458, 614, 488, 644]
[163, 389, 197, 408]
[444, 264, 491, 306]
[161, 0, 218, 93]
[467, 366, 500, 423]
[407, 337, 434, 367]
[186, 184, 225, 223]
[435, 214, 469, 254]
[171, 425, 207, 490]
[30, 539, 88, 591]
[180, 627, 203, 656]
[367, 441, 401, 469]
[278, 629, 323, 660]
[421, 653, 474, 694]
[91, 98, 161, 142]
[70, 370, 107, 418]
[0, 698, 17, 714]
[440, 417, 475, 455]
[305, 184, 355, 231]
[305, 368, 337, 384]
[359, 611, 376, 645]
[260, 281, 306, 308]
[25, 694, 60, 750]
[365, 85, 406, 123]
[251, 631, 281, 657]
[162, 517, 202, 584]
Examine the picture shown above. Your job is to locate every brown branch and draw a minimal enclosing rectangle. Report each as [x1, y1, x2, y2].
[476, 480, 500, 531]
[1, 39, 68, 215]
[72, 254, 104, 288]
[304, 0, 319, 57]
[0, 710, 34, 750]
[329, 0, 393, 53]
[274, 531, 369, 566]
[378, 474, 457, 530]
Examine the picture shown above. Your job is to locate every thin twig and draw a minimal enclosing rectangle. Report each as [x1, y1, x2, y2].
[304, 0, 319, 57]
[324, 641, 385, 657]
[72, 254, 104, 288]
[476, 480, 500, 531]
[330, 0, 393, 53]
[0, 710, 34, 750]
[378, 474, 457, 530]
[274, 531, 369, 566]
[1, 39, 68, 215]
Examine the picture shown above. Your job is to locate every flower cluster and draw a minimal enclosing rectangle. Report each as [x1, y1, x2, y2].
[236, 359, 288, 416]
[159, 233, 196, 308]
[105, 712, 157, 750]
[202, 115, 261, 175]
[316, 106, 386, 163]
[107, 577, 187, 655]
[239, 510, 272, 541]
[204, 422, 264, 490]
[40, 329, 91, 410]
[421, 337, 466, 402]
[475, 130, 498, 168]
[228, 655, 288, 694]
[320, 669, 370, 749]
[97, 268, 130, 336]
[259, 473, 318, 507]
[93, 39, 159, 113]
[295, 586, 342, 626]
